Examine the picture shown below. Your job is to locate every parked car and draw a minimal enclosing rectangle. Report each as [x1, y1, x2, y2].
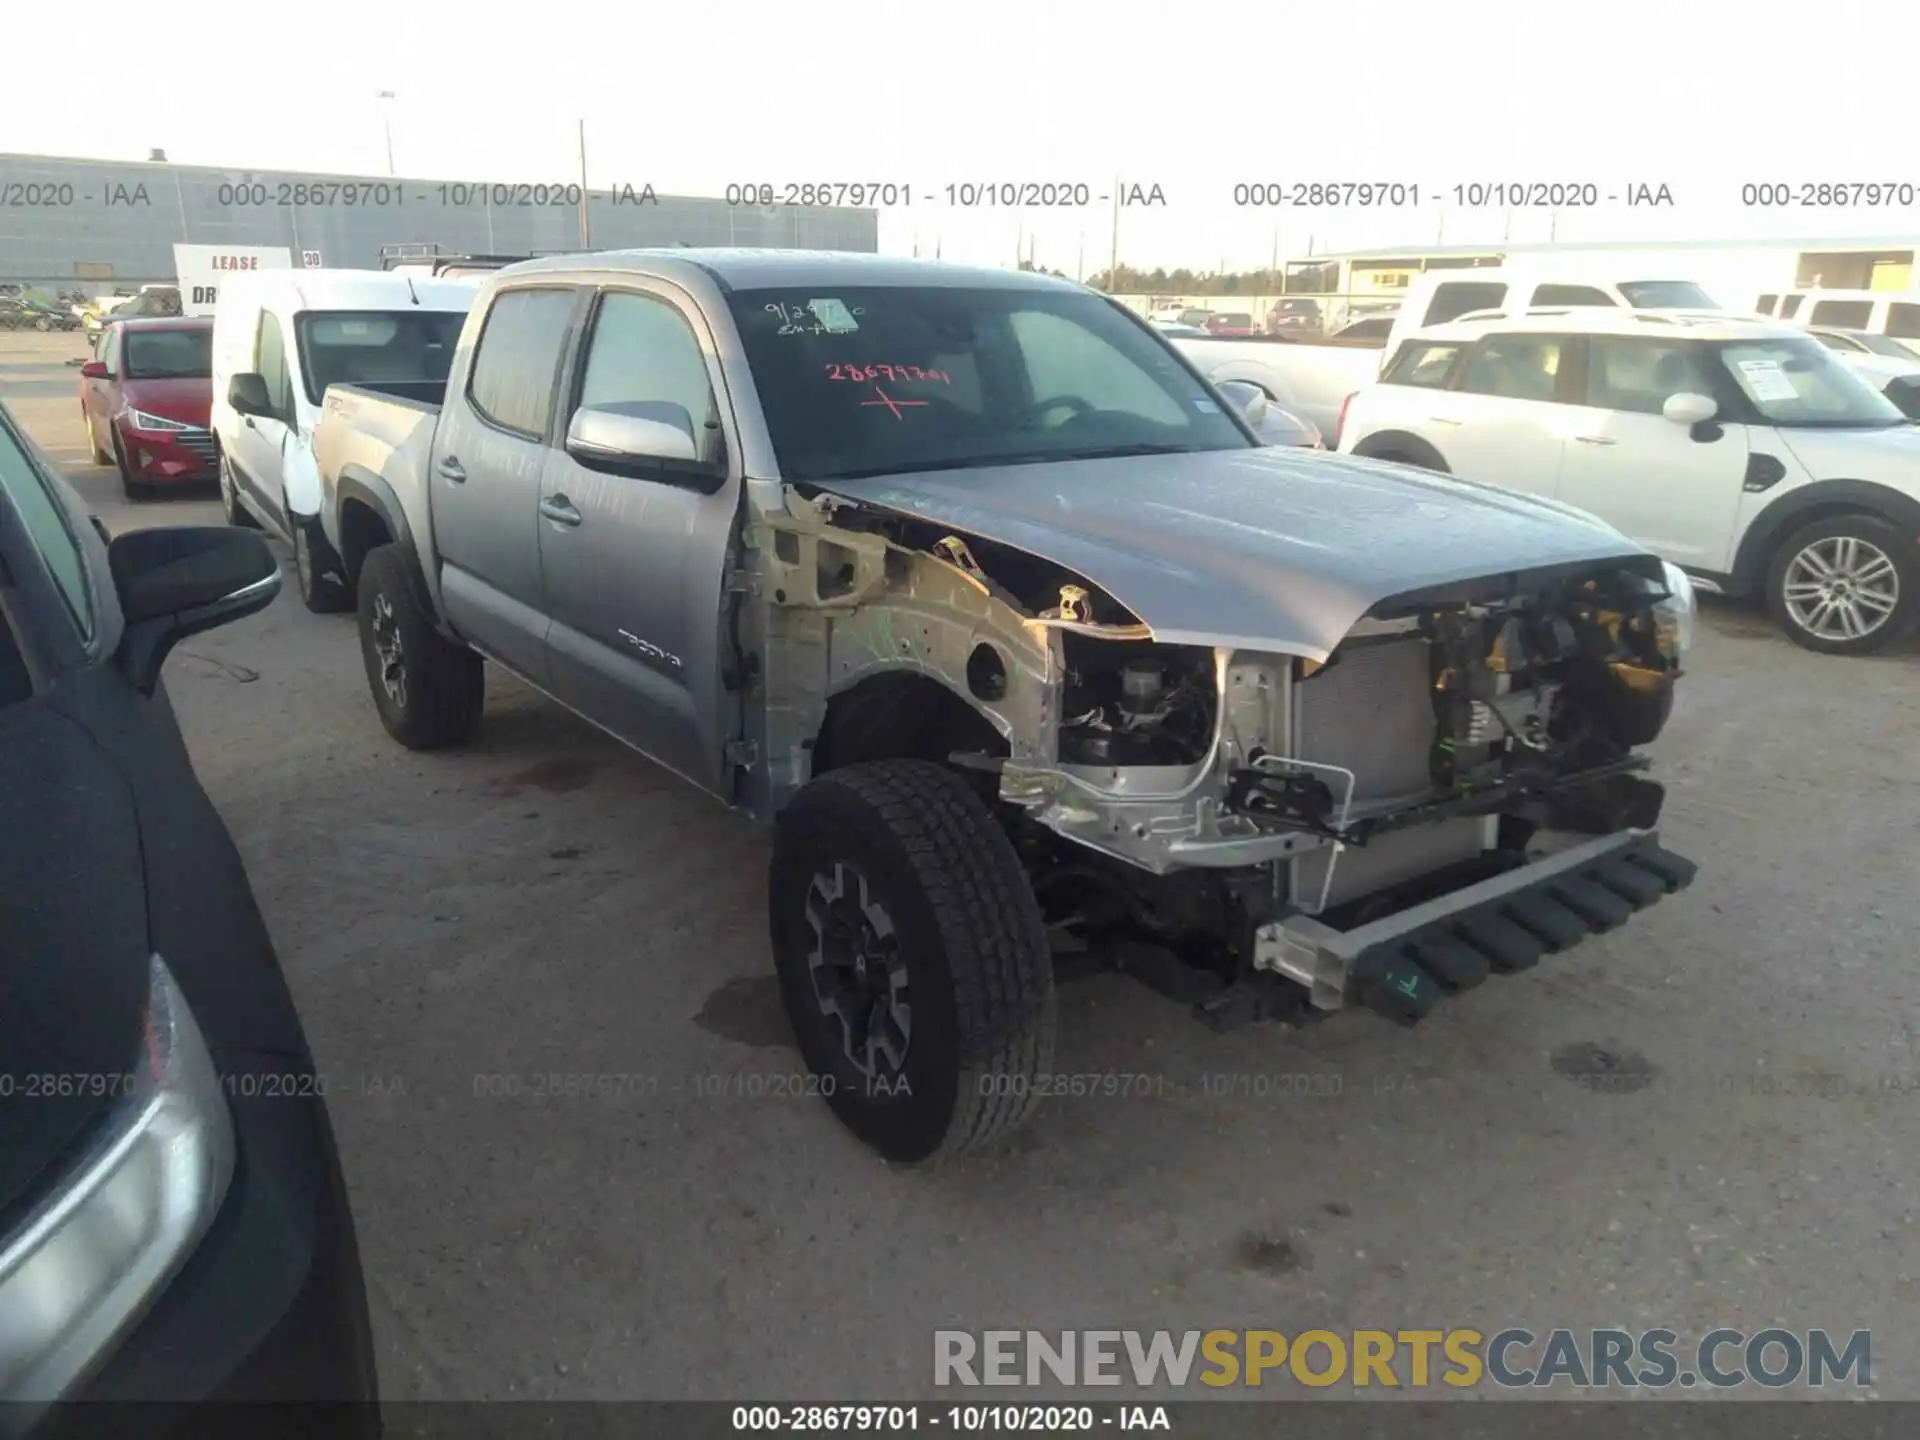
[1147, 321, 1210, 337]
[211, 268, 480, 612]
[1755, 289, 1920, 359]
[314, 250, 1698, 1164]
[0, 400, 378, 1433]
[1806, 327, 1920, 419]
[1265, 297, 1324, 336]
[78, 318, 217, 499]
[1338, 309, 1920, 655]
[1203, 311, 1257, 338]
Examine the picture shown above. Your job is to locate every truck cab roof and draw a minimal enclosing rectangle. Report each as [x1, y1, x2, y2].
[491, 248, 1086, 293]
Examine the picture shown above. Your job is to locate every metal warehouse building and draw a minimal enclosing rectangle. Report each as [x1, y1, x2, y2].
[0, 152, 878, 290]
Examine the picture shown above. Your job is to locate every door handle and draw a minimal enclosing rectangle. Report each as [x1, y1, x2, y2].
[1428, 416, 1463, 426]
[1573, 436, 1617, 445]
[539, 495, 582, 527]
[437, 455, 468, 483]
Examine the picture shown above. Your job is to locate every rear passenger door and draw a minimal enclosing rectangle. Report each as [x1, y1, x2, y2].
[537, 284, 741, 795]
[431, 285, 582, 686]
[1423, 332, 1573, 495]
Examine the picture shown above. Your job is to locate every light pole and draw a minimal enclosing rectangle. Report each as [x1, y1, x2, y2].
[376, 91, 397, 177]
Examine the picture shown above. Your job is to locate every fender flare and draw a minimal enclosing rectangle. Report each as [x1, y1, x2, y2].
[1350, 429, 1451, 473]
[1731, 478, 1920, 595]
[334, 465, 417, 576]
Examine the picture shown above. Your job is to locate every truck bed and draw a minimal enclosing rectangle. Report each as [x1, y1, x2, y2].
[312, 382, 444, 577]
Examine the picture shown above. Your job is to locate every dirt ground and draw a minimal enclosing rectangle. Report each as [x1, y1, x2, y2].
[7, 330, 1918, 1403]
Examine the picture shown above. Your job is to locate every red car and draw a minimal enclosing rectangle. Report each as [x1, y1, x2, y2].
[1204, 311, 1257, 337]
[79, 317, 217, 498]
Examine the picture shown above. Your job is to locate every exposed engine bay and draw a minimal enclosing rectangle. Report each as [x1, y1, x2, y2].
[748, 489, 1694, 1026]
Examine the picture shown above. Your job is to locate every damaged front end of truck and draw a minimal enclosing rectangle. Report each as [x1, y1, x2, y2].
[737, 456, 1697, 1031]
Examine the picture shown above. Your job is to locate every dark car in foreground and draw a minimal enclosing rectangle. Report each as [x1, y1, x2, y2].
[0, 402, 377, 1436]
[78, 319, 218, 499]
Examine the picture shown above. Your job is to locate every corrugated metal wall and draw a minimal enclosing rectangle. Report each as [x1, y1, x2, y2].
[0, 153, 879, 288]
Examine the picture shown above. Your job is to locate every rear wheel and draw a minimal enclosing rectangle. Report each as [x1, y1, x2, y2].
[769, 760, 1056, 1163]
[356, 543, 484, 749]
[85, 410, 109, 465]
[291, 514, 354, 614]
[1767, 513, 1917, 656]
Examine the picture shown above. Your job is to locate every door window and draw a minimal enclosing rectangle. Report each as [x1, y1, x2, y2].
[1529, 285, 1615, 307]
[1457, 335, 1565, 402]
[1382, 342, 1461, 388]
[1585, 338, 1711, 415]
[1808, 300, 1873, 328]
[0, 412, 93, 640]
[577, 291, 723, 461]
[1422, 282, 1507, 324]
[467, 288, 576, 438]
[255, 313, 295, 418]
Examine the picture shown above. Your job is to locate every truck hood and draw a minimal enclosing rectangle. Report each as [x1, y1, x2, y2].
[812, 447, 1650, 661]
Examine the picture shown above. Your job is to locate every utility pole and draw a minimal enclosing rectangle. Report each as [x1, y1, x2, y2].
[577, 119, 592, 249]
[1076, 234, 1084, 283]
[376, 91, 397, 176]
[1107, 173, 1120, 292]
[1015, 221, 1024, 270]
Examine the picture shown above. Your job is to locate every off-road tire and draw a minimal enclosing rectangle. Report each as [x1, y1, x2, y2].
[292, 513, 354, 614]
[770, 759, 1056, 1163]
[356, 542, 484, 749]
[111, 432, 150, 500]
[1766, 512, 1919, 657]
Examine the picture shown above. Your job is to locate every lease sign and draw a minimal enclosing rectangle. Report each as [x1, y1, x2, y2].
[172, 244, 294, 316]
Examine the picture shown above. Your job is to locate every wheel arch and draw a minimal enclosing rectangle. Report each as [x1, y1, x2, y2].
[334, 466, 412, 586]
[1731, 479, 1920, 596]
[1351, 429, 1451, 472]
[809, 671, 1011, 788]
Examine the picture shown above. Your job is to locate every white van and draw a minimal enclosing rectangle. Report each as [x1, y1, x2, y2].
[211, 269, 480, 611]
[1752, 289, 1920, 358]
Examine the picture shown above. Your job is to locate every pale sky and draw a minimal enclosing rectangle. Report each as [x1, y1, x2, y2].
[7, 0, 1914, 270]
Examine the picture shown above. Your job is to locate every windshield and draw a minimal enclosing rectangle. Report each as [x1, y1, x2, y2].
[122, 328, 211, 379]
[727, 286, 1252, 481]
[293, 309, 467, 404]
[1618, 280, 1719, 309]
[1712, 337, 1907, 428]
[1845, 331, 1919, 359]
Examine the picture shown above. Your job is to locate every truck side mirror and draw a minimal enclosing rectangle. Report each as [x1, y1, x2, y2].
[1215, 380, 1270, 427]
[564, 402, 723, 492]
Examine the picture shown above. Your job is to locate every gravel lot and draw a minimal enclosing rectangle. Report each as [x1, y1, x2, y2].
[7, 329, 1918, 1404]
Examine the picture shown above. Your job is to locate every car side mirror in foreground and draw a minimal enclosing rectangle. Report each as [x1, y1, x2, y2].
[564, 402, 723, 491]
[1662, 392, 1717, 426]
[227, 372, 273, 418]
[110, 527, 280, 694]
[1215, 379, 1270, 427]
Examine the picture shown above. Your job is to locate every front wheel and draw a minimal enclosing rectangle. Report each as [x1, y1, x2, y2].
[219, 451, 260, 529]
[292, 513, 354, 614]
[1767, 514, 1918, 656]
[111, 432, 149, 500]
[769, 760, 1056, 1163]
[356, 543, 484, 748]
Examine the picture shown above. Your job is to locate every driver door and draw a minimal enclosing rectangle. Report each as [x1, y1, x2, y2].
[227, 310, 296, 534]
[537, 285, 742, 795]
[1554, 335, 1752, 570]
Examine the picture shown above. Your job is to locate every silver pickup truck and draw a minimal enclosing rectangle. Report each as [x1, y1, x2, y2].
[312, 250, 1699, 1164]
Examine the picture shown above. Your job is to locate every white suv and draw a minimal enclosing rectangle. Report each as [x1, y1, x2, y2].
[1338, 310, 1920, 654]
